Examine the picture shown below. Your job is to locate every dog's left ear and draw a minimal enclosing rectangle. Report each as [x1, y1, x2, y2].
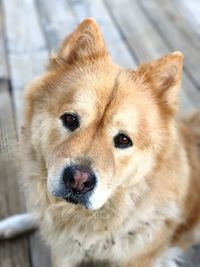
[139, 52, 183, 111]
[51, 18, 109, 66]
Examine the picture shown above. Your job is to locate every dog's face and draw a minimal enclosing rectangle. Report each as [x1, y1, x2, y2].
[24, 19, 183, 210]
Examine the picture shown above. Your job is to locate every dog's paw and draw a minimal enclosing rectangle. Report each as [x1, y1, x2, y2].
[0, 213, 37, 239]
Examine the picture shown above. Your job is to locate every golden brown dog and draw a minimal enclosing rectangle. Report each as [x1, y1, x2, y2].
[20, 18, 200, 267]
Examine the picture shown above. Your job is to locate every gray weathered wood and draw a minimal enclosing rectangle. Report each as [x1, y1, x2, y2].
[0, 0, 7, 81]
[69, 0, 136, 68]
[29, 232, 52, 267]
[105, 0, 200, 112]
[0, 80, 30, 267]
[165, 0, 200, 52]
[2, 1, 52, 267]
[2, 0, 48, 126]
[0, 1, 30, 266]
[139, 0, 200, 88]
[36, 0, 77, 49]
[168, 0, 200, 47]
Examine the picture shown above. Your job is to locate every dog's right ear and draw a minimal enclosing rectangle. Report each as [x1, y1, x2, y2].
[50, 18, 109, 66]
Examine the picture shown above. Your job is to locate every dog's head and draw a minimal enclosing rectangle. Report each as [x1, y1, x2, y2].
[23, 19, 183, 210]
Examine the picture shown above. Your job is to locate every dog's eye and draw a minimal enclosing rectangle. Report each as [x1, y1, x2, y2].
[60, 113, 80, 131]
[114, 133, 133, 149]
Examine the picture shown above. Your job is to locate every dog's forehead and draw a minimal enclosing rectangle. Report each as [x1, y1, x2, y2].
[61, 62, 116, 117]
[71, 67, 143, 114]
[56, 63, 154, 131]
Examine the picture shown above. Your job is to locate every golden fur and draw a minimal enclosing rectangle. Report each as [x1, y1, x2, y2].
[21, 19, 200, 267]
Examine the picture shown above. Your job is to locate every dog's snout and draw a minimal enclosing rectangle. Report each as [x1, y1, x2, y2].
[63, 166, 96, 193]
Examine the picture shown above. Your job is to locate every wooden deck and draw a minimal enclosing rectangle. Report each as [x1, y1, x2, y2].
[0, 0, 200, 266]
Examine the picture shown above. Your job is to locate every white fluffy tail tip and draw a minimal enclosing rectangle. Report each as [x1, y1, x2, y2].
[0, 213, 37, 239]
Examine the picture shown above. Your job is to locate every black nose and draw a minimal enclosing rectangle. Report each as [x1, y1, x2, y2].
[63, 165, 96, 194]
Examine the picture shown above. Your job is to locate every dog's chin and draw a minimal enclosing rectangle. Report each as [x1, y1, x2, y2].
[63, 193, 108, 211]
[63, 194, 90, 209]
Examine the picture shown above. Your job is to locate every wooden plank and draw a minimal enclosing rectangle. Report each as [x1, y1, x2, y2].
[138, 0, 200, 89]
[105, 0, 168, 62]
[2, 1, 52, 267]
[164, 0, 200, 53]
[105, 0, 200, 112]
[0, 1, 31, 266]
[2, 0, 48, 126]
[170, 0, 200, 47]
[36, 0, 77, 49]
[29, 232, 52, 267]
[0, 81, 30, 267]
[68, 0, 136, 67]
[0, 9, 7, 82]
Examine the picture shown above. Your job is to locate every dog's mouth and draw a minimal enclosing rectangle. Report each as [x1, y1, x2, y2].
[63, 191, 91, 209]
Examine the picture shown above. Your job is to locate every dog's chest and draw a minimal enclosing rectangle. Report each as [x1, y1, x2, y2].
[63, 221, 156, 264]
[60, 201, 180, 264]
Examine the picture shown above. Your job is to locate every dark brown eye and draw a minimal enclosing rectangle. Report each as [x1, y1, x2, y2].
[114, 133, 133, 149]
[60, 113, 80, 131]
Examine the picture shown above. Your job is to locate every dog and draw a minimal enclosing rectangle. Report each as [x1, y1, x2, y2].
[1, 18, 200, 267]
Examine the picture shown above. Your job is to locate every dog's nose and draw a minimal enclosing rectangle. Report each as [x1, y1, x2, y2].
[63, 166, 96, 193]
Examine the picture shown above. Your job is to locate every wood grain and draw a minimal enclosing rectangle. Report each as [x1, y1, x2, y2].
[2, 0, 48, 126]
[176, 0, 200, 40]
[36, 0, 77, 50]
[0, 1, 31, 266]
[0, 80, 31, 267]
[139, 0, 200, 88]
[1, 1, 51, 267]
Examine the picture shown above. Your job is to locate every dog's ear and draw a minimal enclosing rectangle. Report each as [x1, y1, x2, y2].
[139, 52, 183, 112]
[52, 18, 108, 65]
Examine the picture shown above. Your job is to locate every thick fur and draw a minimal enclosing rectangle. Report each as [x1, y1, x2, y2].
[20, 19, 200, 267]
